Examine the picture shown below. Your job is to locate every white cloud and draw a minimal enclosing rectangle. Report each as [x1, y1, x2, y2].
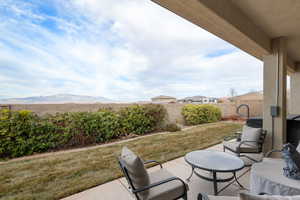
[0, 0, 263, 101]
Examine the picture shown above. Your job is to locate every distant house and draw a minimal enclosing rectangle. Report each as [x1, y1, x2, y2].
[151, 95, 177, 103]
[179, 96, 218, 104]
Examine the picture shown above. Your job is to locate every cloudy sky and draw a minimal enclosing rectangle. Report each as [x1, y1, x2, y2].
[0, 0, 263, 101]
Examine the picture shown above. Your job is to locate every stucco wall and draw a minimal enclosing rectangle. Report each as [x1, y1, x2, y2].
[0, 101, 262, 125]
[290, 71, 300, 114]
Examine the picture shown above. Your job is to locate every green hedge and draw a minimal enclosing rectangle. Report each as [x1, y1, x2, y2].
[71, 111, 121, 142]
[120, 104, 166, 135]
[0, 110, 68, 158]
[0, 104, 166, 158]
[182, 104, 222, 125]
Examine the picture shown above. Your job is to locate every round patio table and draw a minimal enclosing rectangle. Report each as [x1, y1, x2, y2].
[185, 150, 245, 195]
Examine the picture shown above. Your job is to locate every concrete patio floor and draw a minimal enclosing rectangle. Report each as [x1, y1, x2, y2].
[63, 143, 261, 200]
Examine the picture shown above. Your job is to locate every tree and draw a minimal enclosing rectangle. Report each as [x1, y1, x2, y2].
[229, 88, 238, 103]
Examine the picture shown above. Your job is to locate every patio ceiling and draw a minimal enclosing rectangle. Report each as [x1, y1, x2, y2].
[151, 0, 300, 73]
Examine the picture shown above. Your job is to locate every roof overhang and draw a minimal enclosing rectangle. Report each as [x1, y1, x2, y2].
[151, 0, 300, 73]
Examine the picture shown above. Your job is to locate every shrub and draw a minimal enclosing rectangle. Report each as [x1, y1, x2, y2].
[0, 104, 167, 158]
[0, 110, 67, 158]
[143, 104, 167, 130]
[119, 104, 166, 135]
[182, 104, 222, 125]
[164, 123, 181, 132]
[67, 111, 121, 144]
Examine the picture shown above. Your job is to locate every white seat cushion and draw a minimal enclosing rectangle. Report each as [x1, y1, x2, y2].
[144, 169, 186, 200]
[223, 141, 260, 153]
[241, 125, 262, 147]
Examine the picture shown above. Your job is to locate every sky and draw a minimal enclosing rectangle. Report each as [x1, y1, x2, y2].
[0, 0, 263, 102]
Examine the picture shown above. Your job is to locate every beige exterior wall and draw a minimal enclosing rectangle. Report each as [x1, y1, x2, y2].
[263, 38, 287, 152]
[290, 70, 300, 114]
[233, 92, 263, 101]
[1, 101, 262, 125]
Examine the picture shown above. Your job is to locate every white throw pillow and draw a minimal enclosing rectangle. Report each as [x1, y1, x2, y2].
[297, 141, 300, 153]
[240, 192, 300, 200]
[241, 125, 262, 147]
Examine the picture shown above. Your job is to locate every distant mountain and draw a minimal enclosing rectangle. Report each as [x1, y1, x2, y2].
[0, 94, 113, 104]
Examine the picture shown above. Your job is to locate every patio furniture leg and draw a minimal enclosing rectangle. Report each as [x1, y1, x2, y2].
[233, 172, 244, 189]
[186, 166, 195, 182]
[213, 171, 218, 195]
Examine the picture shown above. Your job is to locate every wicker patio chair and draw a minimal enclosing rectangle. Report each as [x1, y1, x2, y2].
[118, 147, 188, 200]
[223, 125, 267, 164]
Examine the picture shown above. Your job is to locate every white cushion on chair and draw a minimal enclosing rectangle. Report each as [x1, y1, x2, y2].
[146, 169, 186, 200]
[241, 125, 262, 147]
[223, 141, 259, 153]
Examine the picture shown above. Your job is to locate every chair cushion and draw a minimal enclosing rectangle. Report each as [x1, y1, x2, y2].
[120, 147, 150, 199]
[223, 141, 260, 153]
[145, 169, 186, 200]
[241, 125, 262, 147]
[240, 192, 300, 200]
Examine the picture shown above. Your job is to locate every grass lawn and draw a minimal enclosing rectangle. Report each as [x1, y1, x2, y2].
[0, 121, 242, 200]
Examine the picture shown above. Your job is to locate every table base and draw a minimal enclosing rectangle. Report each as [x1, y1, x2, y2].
[186, 167, 245, 195]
